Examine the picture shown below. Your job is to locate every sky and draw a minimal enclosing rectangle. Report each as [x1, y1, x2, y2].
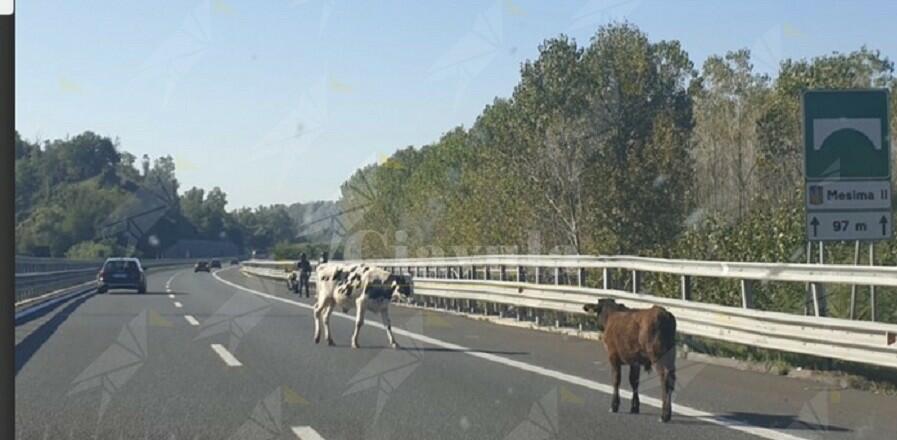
[15, 0, 897, 209]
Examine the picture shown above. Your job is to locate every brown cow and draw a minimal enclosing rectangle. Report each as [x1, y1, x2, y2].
[584, 298, 677, 423]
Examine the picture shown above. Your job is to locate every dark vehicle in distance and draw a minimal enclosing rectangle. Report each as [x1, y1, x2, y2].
[194, 261, 210, 273]
[97, 258, 146, 293]
[230, 259, 240, 265]
[210, 259, 222, 269]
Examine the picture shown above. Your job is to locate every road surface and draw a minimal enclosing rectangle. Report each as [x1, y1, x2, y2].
[15, 265, 897, 439]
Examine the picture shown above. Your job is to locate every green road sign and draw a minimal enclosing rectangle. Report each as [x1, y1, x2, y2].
[803, 89, 893, 242]
[803, 89, 890, 180]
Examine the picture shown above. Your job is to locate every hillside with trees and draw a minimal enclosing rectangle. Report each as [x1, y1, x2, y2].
[14, 132, 304, 259]
[331, 23, 897, 323]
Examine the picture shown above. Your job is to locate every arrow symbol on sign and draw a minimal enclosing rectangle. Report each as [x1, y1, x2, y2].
[881, 216, 889, 236]
[810, 217, 819, 237]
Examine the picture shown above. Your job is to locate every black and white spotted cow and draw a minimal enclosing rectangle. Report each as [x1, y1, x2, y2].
[313, 263, 413, 348]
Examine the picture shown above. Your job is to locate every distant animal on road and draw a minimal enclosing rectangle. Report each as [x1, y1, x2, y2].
[583, 299, 677, 423]
[313, 263, 413, 349]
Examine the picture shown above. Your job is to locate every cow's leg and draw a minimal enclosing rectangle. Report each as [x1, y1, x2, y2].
[380, 308, 398, 348]
[351, 299, 366, 349]
[656, 360, 675, 423]
[609, 357, 621, 413]
[313, 299, 325, 343]
[322, 303, 335, 346]
[629, 364, 641, 414]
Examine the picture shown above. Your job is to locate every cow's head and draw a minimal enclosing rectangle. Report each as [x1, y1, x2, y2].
[387, 274, 414, 301]
[583, 298, 625, 331]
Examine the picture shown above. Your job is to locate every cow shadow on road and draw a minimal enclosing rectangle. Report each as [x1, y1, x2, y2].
[355, 346, 529, 356]
[106, 290, 189, 296]
[669, 411, 849, 433]
[15, 293, 94, 376]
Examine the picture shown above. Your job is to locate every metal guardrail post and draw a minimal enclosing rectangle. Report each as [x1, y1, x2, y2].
[535, 267, 541, 284]
[577, 268, 584, 287]
[850, 241, 859, 320]
[681, 275, 692, 301]
[870, 243, 877, 322]
[632, 270, 641, 294]
[741, 279, 754, 309]
[602, 268, 610, 290]
[810, 282, 826, 317]
[554, 267, 560, 286]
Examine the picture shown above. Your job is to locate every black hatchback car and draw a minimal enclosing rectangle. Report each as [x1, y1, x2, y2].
[210, 259, 222, 269]
[194, 261, 210, 272]
[97, 258, 147, 293]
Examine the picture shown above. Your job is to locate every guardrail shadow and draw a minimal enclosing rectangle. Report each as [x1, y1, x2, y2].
[16, 292, 94, 375]
[15, 288, 93, 327]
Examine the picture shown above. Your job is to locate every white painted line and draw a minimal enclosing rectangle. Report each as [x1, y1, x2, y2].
[164, 270, 183, 292]
[173, 301, 183, 308]
[212, 271, 810, 440]
[184, 315, 200, 326]
[291, 426, 325, 440]
[210, 344, 242, 367]
[168, 294, 175, 299]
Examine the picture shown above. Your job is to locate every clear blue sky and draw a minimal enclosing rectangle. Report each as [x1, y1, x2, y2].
[16, 0, 897, 209]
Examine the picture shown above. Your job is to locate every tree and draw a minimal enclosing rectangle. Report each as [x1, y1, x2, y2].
[579, 24, 697, 254]
[692, 49, 770, 220]
[508, 36, 592, 253]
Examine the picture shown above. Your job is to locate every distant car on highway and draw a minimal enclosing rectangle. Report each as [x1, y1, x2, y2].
[97, 257, 146, 294]
[194, 261, 210, 273]
[210, 259, 222, 269]
[230, 259, 240, 265]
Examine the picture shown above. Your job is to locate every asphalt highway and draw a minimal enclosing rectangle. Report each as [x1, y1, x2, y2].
[14, 266, 897, 439]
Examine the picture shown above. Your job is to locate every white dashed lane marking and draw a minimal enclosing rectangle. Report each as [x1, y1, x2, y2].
[173, 301, 182, 308]
[292, 426, 325, 440]
[210, 344, 242, 367]
[184, 315, 199, 326]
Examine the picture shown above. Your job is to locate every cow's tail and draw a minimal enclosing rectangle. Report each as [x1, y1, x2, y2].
[658, 309, 677, 390]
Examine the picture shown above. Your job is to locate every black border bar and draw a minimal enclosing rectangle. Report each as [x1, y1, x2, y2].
[1, 7, 14, 440]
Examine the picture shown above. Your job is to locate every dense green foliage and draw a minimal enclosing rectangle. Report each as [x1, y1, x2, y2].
[333, 24, 897, 322]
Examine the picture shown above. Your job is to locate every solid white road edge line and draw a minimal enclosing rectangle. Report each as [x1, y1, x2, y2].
[184, 315, 200, 326]
[210, 343, 242, 367]
[212, 269, 808, 440]
[291, 426, 325, 440]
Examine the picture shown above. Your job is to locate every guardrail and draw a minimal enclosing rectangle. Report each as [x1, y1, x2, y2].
[14, 257, 226, 304]
[15, 256, 104, 274]
[240, 256, 897, 369]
